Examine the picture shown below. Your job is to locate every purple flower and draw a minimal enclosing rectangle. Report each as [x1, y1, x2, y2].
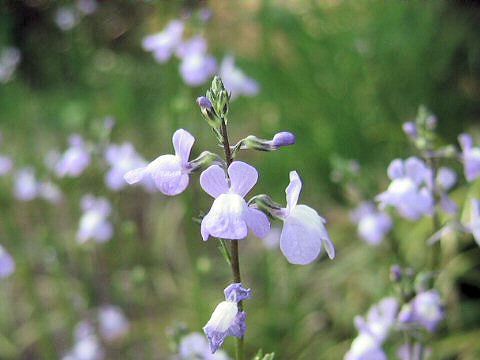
[436, 167, 458, 215]
[77, 195, 113, 244]
[344, 334, 387, 360]
[203, 283, 251, 353]
[354, 297, 399, 343]
[0, 245, 15, 278]
[458, 133, 480, 182]
[177, 332, 231, 360]
[345, 297, 398, 360]
[351, 202, 392, 246]
[63, 321, 104, 360]
[39, 181, 63, 204]
[0, 155, 13, 176]
[14, 168, 38, 201]
[402, 121, 418, 141]
[55, 134, 91, 178]
[178, 38, 217, 86]
[104, 143, 152, 191]
[55, 8, 79, 31]
[272, 171, 335, 265]
[398, 290, 444, 332]
[124, 129, 195, 196]
[76, 0, 97, 15]
[98, 305, 129, 341]
[200, 161, 270, 241]
[376, 157, 434, 220]
[142, 20, 184, 63]
[219, 56, 259, 100]
[0, 47, 21, 84]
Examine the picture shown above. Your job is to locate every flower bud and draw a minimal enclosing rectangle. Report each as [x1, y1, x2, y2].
[402, 122, 418, 140]
[271, 131, 296, 148]
[248, 194, 283, 216]
[197, 96, 220, 129]
[240, 132, 296, 152]
[189, 151, 224, 171]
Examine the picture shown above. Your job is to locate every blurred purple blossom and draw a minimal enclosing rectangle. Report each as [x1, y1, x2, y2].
[466, 198, 480, 246]
[55, 8, 79, 31]
[124, 129, 195, 196]
[142, 20, 184, 63]
[402, 121, 418, 141]
[62, 321, 104, 360]
[55, 135, 91, 178]
[177, 332, 230, 360]
[203, 283, 251, 353]
[76, 0, 97, 15]
[219, 56, 259, 100]
[398, 290, 444, 332]
[104, 143, 152, 191]
[351, 202, 392, 246]
[0, 47, 21, 84]
[178, 37, 217, 87]
[98, 305, 129, 341]
[272, 171, 335, 265]
[0, 155, 13, 176]
[77, 195, 113, 244]
[436, 167, 458, 215]
[345, 297, 398, 360]
[458, 133, 480, 182]
[200, 161, 270, 241]
[376, 157, 434, 220]
[0, 245, 15, 278]
[39, 181, 63, 204]
[14, 168, 38, 201]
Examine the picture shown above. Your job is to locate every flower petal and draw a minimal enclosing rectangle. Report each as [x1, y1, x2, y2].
[225, 311, 246, 338]
[224, 283, 252, 302]
[280, 205, 324, 265]
[172, 129, 195, 164]
[228, 161, 258, 197]
[124, 167, 147, 185]
[149, 154, 189, 195]
[285, 171, 302, 213]
[405, 157, 429, 185]
[244, 208, 270, 238]
[201, 214, 211, 241]
[200, 165, 229, 198]
[387, 159, 404, 180]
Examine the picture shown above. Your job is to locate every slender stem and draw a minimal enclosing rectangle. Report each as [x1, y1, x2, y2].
[426, 154, 441, 270]
[220, 119, 245, 360]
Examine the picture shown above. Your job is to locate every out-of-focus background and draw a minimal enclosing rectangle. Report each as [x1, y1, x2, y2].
[0, 1, 480, 359]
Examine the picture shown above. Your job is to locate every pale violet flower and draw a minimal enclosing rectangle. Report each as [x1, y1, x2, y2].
[104, 143, 152, 191]
[344, 333, 387, 360]
[55, 135, 91, 177]
[0, 47, 21, 84]
[203, 283, 251, 353]
[345, 297, 398, 360]
[142, 20, 184, 63]
[273, 171, 335, 265]
[98, 305, 129, 341]
[376, 157, 434, 220]
[219, 56, 259, 100]
[200, 161, 270, 241]
[14, 168, 38, 201]
[0, 245, 15, 278]
[351, 202, 392, 246]
[458, 133, 480, 182]
[124, 129, 195, 196]
[76, 0, 97, 15]
[178, 37, 217, 86]
[62, 321, 104, 360]
[0, 155, 13, 176]
[55, 8, 79, 31]
[436, 167, 458, 215]
[398, 290, 444, 332]
[354, 297, 399, 344]
[77, 195, 113, 244]
[39, 181, 63, 204]
[177, 332, 231, 360]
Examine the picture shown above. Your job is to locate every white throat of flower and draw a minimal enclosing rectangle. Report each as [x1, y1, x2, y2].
[205, 300, 238, 332]
[210, 193, 246, 219]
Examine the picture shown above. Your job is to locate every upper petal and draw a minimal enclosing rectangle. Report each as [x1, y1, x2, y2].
[172, 129, 195, 165]
[244, 207, 270, 238]
[200, 165, 229, 198]
[387, 159, 404, 180]
[228, 161, 258, 197]
[285, 171, 302, 213]
[405, 157, 429, 185]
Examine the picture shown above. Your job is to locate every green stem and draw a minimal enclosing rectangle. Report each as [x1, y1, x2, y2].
[426, 155, 441, 270]
[220, 118, 245, 360]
